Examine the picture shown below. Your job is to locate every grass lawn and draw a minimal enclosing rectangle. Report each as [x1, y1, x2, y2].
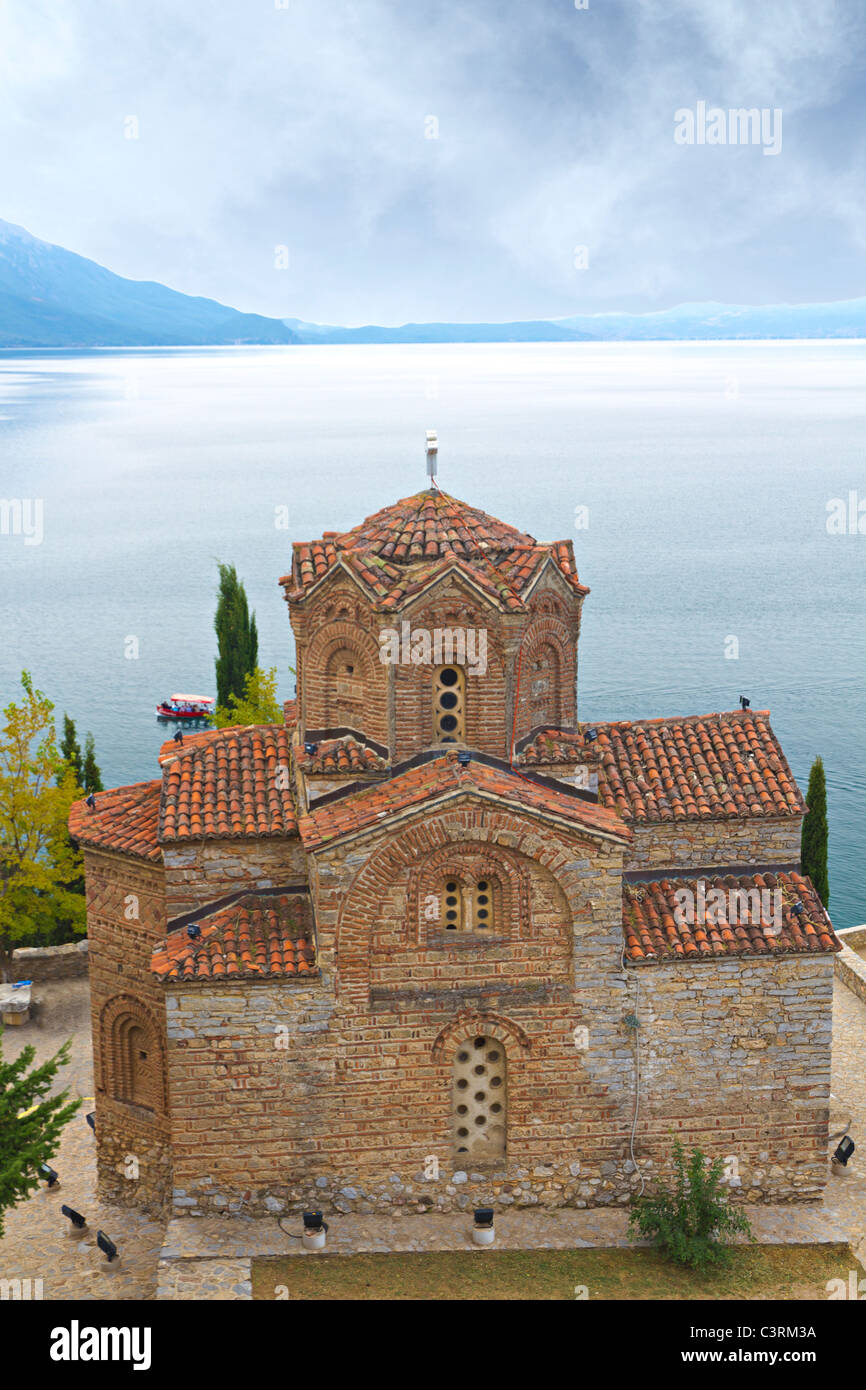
[252, 1242, 863, 1301]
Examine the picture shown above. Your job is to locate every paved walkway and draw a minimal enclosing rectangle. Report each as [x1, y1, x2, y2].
[0, 980, 164, 1300]
[2, 974, 865, 1301]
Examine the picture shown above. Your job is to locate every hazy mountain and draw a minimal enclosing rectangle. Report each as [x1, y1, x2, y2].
[284, 318, 596, 343]
[0, 220, 297, 348]
[287, 298, 866, 344]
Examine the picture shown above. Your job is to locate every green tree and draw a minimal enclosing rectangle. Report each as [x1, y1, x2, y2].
[801, 756, 829, 906]
[0, 673, 86, 979]
[0, 1034, 81, 1237]
[58, 715, 83, 788]
[215, 667, 282, 728]
[214, 563, 258, 709]
[82, 733, 103, 794]
[629, 1140, 753, 1270]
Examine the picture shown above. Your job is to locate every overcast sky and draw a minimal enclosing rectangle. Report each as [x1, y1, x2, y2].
[1, 0, 865, 324]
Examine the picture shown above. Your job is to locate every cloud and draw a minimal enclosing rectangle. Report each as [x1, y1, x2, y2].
[0, 0, 864, 320]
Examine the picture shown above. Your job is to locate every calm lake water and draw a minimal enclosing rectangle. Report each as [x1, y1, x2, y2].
[1, 342, 864, 926]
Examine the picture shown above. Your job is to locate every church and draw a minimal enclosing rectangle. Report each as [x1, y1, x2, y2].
[69, 474, 841, 1219]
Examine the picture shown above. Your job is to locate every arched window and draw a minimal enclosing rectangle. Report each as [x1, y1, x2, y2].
[452, 1035, 506, 1159]
[441, 875, 497, 931]
[106, 1009, 161, 1111]
[529, 644, 561, 728]
[433, 665, 465, 743]
[326, 646, 366, 727]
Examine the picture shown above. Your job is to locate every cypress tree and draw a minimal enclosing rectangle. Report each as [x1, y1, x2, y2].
[58, 714, 83, 787]
[214, 563, 258, 709]
[82, 733, 103, 794]
[801, 756, 829, 906]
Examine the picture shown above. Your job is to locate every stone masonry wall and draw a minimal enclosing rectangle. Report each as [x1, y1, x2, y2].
[12, 940, 89, 981]
[162, 838, 308, 919]
[625, 815, 802, 873]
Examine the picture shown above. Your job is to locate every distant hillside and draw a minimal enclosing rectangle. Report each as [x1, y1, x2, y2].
[0, 220, 297, 348]
[284, 318, 596, 343]
[287, 299, 866, 344]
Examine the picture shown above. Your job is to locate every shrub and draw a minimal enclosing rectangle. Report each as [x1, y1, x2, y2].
[628, 1140, 754, 1270]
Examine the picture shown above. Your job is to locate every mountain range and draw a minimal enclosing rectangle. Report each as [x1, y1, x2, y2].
[286, 299, 866, 343]
[2, 218, 866, 348]
[0, 219, 296, 348]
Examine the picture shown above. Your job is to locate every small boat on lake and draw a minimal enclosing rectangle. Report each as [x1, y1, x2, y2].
[156, 693, 216, 721]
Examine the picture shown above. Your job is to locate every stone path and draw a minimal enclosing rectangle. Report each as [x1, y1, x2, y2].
[2, 973, 865, 1301]
[0, 980, 164, 1300]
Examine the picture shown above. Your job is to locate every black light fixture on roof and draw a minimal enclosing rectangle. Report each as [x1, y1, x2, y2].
[96, 1230, 119, 1262]
[304, 742, 318, 756]
[86, 1111, 96, 1132]
[40, 1163, 59, 1187]
[61, 1204, 87, 1229]
[833, 1135, 855, 1168]
[173, 728, 184, 744]
[793, 900, 805, 916]
[739, 696, 751, 710]
[187, 923, 202, 941]
[584, 728, 598, 744]
[85, 792, 96, 810]
[457, 750, 471, 765]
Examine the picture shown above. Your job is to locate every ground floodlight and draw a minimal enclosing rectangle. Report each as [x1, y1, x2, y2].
[96, 1230, 118, 1262]
[472, 1208, 495, 1246]
[61, 1204, 86, 1229]
[834, 1136, 855, 1167]
[40, 1163, 58, 1187]
[301, 1210, 328, 1250]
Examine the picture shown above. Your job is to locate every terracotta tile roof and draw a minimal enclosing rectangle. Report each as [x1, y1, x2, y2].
[299, 751, 630, 850]
[281, 490, 589, 608]
[151, 892, 316, 981]
[518, 711, 804, 823]
[69, 781, 162, 863]
[623, 870, 841, 963]
[159, 725, 298, 842]
[297, 734, 388, 775]
[158, 728, 224, 767]
[333, 489, 537, 560]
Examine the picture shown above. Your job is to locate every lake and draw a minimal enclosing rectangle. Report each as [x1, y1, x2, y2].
[1, 341, 864, 925]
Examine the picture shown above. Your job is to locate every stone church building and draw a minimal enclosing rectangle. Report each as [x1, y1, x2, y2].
[69, 485, 841, 1218]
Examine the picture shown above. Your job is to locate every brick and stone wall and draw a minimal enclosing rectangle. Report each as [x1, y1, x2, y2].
[83, 847, 172, 1214]
[159, 799, 832, 1218]
[286, 569, 583, 764]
